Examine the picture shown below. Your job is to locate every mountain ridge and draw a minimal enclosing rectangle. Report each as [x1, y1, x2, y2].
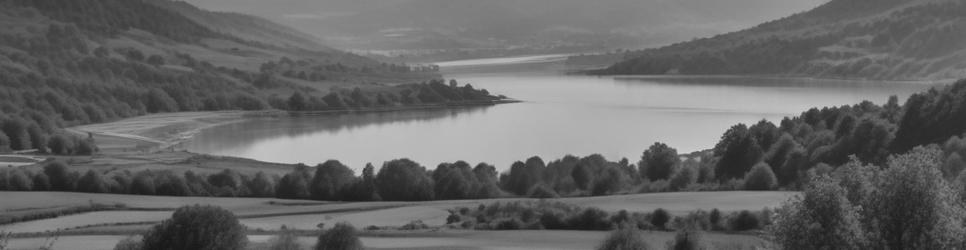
[596, 0, 966, 80]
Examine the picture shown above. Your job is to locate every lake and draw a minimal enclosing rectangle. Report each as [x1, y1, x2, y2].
[185, 55, 940, 171]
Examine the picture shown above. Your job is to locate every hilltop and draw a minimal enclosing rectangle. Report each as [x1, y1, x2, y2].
[595, 0, 966, 80]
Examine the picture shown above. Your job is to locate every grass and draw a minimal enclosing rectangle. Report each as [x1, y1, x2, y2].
[7, 230, 770, 250]
[0, 191, 795, 235]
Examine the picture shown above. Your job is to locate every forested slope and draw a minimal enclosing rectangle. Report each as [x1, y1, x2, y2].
[599, 0, 966, 80]
[0, 0, 503, 154]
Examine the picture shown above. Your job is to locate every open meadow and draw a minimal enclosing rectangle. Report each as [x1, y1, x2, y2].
[0, 191, 794, 233]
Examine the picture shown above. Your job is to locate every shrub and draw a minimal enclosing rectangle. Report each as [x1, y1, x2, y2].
[446, 213, 462, 224]
[266, 227, 301, 250]
[650, 208, 671, 230]
[567, 207, 614, 230]
[141, 205, 247, 250]
[495, 218, 523, 230]
[729, 210, 760, 231]
[400, 220, 429, 230]
[597, 227, 652, 250]
[669, 165, 697, 191]
[528, 184, 560, 199]
[315, 223, 363, 250]
[743, 162, 777, 190]
[113, 236, 142, 250]
[667, 226, 706, 250]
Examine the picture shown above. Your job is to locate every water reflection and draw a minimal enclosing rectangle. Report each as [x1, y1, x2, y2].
[187, 62, 942, 171]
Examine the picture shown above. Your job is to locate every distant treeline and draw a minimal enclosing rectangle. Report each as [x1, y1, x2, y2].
[444, 201, 772, 233]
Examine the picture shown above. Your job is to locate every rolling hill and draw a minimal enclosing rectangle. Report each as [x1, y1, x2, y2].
[183, 0, 825, 54]
[597, 0, 966, 80]
[0, 0, 496, 155]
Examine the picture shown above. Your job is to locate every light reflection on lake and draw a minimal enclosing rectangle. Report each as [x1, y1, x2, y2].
[185, 58, 941, 171]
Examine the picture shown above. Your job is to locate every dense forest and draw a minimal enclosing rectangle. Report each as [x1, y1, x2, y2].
[4, 79, 966, 202]
[0, 0, 502, 154]
[596, 0, 966, 80]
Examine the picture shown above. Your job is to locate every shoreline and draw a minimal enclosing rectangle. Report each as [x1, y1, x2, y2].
[69, 99, 520, 154]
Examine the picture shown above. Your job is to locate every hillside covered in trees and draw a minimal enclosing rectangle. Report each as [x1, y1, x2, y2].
[597, 0, 966, 80]
[0, 0, 506, 154]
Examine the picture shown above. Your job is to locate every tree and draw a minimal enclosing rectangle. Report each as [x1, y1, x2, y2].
[311, 160, 356, 201]
[47, 134, 73, 155]
[2, 118, 31, 150]
[571, 163, 593, 191]
[597, 227, 652, 250]
[346, 163, 380, 201]
[866, 147, 966, 249]
[315, 223, 363, 250]
[249, 172, 275, 197]
[141, 205, 248, 250]
[375, 159, 434, 201]
[502, 158, 545, 195]
[43, 161, 72, 191]
[77, 170, 109, 193]
[667, 226, 707, 250]
[7, 169, 33, 191]
[287, 92, 307, 111]
[277, 166, 311, 199]
[716, 127, 764, 181]
[266, 226, 301, 250]
[772, 175, 867, 250]
[639, 143, 680, 181]
[669, 165, 698, 191]
[651, 208, 671, 230]
[744, 162, 778, 191]
[113, 236, 142, 250]
[432, 162, 477, 200]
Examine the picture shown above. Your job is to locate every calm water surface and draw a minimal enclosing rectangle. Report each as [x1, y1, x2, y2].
[186, 55, 940, 170]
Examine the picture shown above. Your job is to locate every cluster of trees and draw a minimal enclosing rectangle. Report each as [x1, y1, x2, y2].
[445, 201, 772, 233]
[772, 146, 966, 249]
[272, 79, 500, 112]
[111, 205, 366, 250]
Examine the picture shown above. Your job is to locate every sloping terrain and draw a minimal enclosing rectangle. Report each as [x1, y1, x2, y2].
[599, 0, 966, 80]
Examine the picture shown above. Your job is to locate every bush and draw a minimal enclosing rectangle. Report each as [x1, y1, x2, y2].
[266, 227, 301, 250]
[650, 208, 671, 230]
[597, 227, 652, 250]
[743, 162, 777, 191]
[315, 222, 363, 250]
[113, 236, 142, 250]
[567, 207, 614, 230]
[729, 210, 760, 231]
[495, 218, 523, 230]
[667, 226, 706, 250]
[528, 184, 560, 199]
[141, 205, 248, 250]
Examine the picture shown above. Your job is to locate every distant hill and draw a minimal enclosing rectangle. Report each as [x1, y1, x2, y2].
[597, 0, 966, 80]
[183, 0, 824, 54]
[0, 0, 492, 155]
[147, 0, 334, 52]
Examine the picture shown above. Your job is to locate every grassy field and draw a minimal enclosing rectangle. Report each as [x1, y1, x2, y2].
[6, 230, 770, 250]
[0, 191, 796, 234]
